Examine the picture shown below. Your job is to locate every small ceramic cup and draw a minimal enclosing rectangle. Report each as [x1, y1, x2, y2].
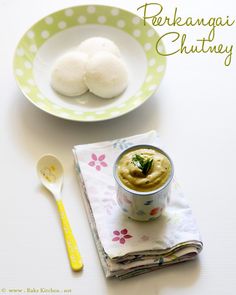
[113, 145, 174, 221]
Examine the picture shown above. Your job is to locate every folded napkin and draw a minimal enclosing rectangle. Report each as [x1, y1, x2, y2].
[73, 131, 203, 279]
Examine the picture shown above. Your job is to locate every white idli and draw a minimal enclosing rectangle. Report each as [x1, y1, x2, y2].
[78, 37, 121, 57]
[51, 51, 88, 97]
[85, 51, 128, 99]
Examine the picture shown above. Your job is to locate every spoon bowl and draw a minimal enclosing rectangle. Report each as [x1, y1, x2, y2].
[37, 154, 63, 197]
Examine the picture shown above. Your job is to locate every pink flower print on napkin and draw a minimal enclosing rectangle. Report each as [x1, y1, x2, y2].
[88, 153, 108, 171]
[112, 229, 132, 244]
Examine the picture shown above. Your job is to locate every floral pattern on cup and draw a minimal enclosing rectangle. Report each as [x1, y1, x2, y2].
[150, 207, 161, 216]
[144, 200, 153, 206]
[88, 153, 108, 171]
[112, 229, 132, 244]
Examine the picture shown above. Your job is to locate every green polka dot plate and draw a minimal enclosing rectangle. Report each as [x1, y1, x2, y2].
[13, 5, 166, 122]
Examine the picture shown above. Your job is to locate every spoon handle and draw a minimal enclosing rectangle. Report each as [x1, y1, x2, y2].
[56, 199, 83, 271]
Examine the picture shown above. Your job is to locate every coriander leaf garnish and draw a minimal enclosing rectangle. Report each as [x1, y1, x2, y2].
[132, 154, 144, 169]
[142, 159, 153, 176]
[132, 154, 153, 176]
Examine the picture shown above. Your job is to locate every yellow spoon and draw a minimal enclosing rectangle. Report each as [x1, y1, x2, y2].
[37, 154, 83, 271]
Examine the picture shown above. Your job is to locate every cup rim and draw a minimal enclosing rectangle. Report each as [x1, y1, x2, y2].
[113, 144, 174, 196]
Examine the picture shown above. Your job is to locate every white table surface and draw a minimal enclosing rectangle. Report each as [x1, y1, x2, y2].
[1, 0, 236, 294]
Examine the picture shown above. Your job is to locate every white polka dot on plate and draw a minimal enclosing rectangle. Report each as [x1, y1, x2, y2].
[16, 48, 24, 56]
[65, 8, 74, 16]
[58, 21, 67, 29]
[157, 65, 165, 73]
[77, 16, 87, 24]
[135, 91, 142, 97]
[24, 61, 32, 69]
[133, 99, 142, 106]
[134, 97, 141, 102]
[147, 29, 155, 37]
[133, 29, 141, 37]
[87, 6, 96, 14]
[37, 93, 45, 100]
[157, 45, 164, 53]
[60, 112, 71, 118]
[45, 16, 53, 24]
[41, 30, 49, 39]
[74, 110, 84, 115]
[144, 43, 152, 51]
[132, 16, 141, 25]
[117, 20, 126, 28]
[22, 86, 31, 94]
[15, 69, 23, 76]
[149, 85, 157, 91]
[27, 79, 35, 86]
[111, 8, 119, 16]
[27, 30, 35, 39]
[98, 16, 106, 24]
[95, 110, 105, 115]
[145, 75, 153, 82]
[111, 111, 120, 116]
[53, 105, 62, 109]
[30, 44, 37, 52]
[149, 58, 156, 66]
[117, 103, 126, 108]
[86, 115, 95, 121]
[37, 102, 46, 108]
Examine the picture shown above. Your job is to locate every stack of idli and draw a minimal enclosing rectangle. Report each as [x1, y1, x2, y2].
[51, 37, 128, 99]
